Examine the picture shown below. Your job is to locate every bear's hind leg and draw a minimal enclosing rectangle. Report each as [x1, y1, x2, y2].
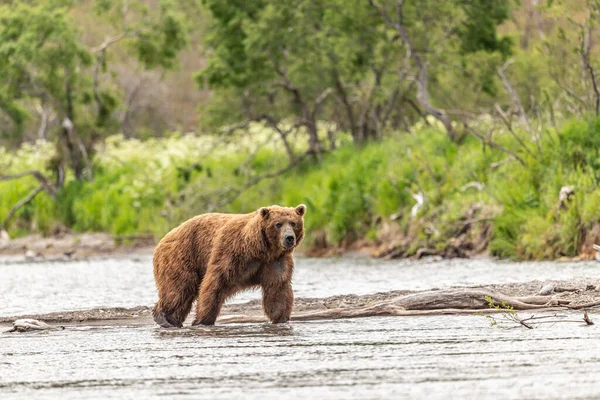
[153, 270, 201, 328]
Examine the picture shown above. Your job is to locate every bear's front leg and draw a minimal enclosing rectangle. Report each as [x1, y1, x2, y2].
[192, 269, 230, 326]
[262, 281, 294, 324]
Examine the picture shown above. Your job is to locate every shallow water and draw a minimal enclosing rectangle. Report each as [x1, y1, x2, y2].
[1, 255, 600, 399]
[1, 254, 600, 316]
[1, 315, 599, 399]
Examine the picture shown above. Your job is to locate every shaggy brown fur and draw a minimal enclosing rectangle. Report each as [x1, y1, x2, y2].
[152, 204, 306, 327]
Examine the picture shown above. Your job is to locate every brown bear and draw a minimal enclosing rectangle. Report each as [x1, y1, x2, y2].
[152, 204, 306, 327]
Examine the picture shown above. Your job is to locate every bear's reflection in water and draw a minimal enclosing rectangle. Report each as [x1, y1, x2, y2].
[155, 322, 295, 338]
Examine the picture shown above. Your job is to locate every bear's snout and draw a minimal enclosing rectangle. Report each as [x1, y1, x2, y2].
[282, 227, 296, 249]
[285, 235, 295, 246]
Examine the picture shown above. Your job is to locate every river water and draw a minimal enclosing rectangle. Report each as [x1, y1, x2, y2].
[1, 254, 600, 399]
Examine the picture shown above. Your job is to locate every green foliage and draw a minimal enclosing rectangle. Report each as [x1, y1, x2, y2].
[478, 295, 517, 327]
[0, 0, 194, 177]
[6, 0, 600, 264]
[2, 116, 600, 261]
[198, 0, 514, 142]
[0, 0, 91, 137]
[457, 0, 514, 57]
[131, 0, 190, 69]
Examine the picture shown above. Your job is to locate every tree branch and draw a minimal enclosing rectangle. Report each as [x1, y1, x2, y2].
[498, 60, 539, 149]
[91, 33, 127, 54]
[313, 87, 333, 117]
[332, 67, 358, 139]
[466, 125, 526, 166]
[494, 103, 536, 158]
[579, 20, 600, 116]
[207, 152, 311, 212]
[1, 186, 45, 229]
[0, 170, 56, 197]
[369, 0, 455, 139]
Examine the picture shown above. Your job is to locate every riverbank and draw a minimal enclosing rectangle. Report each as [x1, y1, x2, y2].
[2, 230, 598, 263]
[3, 278, 599, 330]
[2, 227, 599, 263]
[0, 231, 155, 261]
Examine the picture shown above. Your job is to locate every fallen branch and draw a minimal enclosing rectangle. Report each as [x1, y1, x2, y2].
[565, 299, 600, 310]
[218, 288, 573, 324]
[484, 296, 594, 329]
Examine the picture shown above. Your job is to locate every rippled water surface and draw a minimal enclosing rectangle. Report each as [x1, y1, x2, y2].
[1, 254, 600, 399]
[1, 315, 599, 399]
[1, 254, 600, 316]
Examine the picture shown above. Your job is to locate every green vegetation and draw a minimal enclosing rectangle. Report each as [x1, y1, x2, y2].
[4, 116, 600, 260]
[3, 1, 600, 260]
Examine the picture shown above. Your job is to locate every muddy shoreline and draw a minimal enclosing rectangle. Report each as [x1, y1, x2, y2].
[3, 278, 599, 330]
[1, 230, 591, 263]
[0, 231, 156, 261]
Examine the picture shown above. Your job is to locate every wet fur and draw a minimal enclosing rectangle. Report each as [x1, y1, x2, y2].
[152, 205, 306, 327]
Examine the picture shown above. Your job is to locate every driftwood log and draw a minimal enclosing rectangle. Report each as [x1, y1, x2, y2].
[218, 288, 599, 324]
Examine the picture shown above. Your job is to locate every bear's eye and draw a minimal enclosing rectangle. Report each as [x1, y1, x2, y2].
[275, 222, 283, 228]
[290, 222, 296, 227]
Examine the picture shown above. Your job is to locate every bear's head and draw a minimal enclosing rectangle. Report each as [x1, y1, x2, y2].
[258, 204, 306, 252]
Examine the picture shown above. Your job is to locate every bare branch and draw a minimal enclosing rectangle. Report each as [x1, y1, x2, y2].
[368, 0, 398, 31]
[380, 86, 400, 128]
[35, 102, 53, 140]
[494, 103, 536, 158]
[220, 119, 253, 136]
[369, 0, 455, 139]
[489, 156, 515, 170]
[261, 116, 297, 163]
[91, 33, 127, 54]
[579, 20, 600, 115]
[92, 50, 107, 118]
[271, 58, 307, 110]
[498, 60, 539, 149]
[1, 186, 45, 229]
[236, 131, 277, 177]
[208, 152, 312, 212]
[313, 87, 332, 117]
[91, 1, 132, 123]
[331, 67, 358, 139]
[405, 188, 424, 218]
[466, 125, 526, 166]
[119, 77, 144, 133]
[0, 170, 56, 196]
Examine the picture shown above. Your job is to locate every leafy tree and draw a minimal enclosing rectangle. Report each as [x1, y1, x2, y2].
[198, 0, 514, 147]
[0, 0, 193, 180]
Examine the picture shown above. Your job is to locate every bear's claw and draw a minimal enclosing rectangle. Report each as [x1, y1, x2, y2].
[152, 306, 181, 328]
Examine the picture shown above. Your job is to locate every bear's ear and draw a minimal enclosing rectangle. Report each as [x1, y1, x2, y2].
[259, 207, 270, 219]
[295, 204, 306, 216]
